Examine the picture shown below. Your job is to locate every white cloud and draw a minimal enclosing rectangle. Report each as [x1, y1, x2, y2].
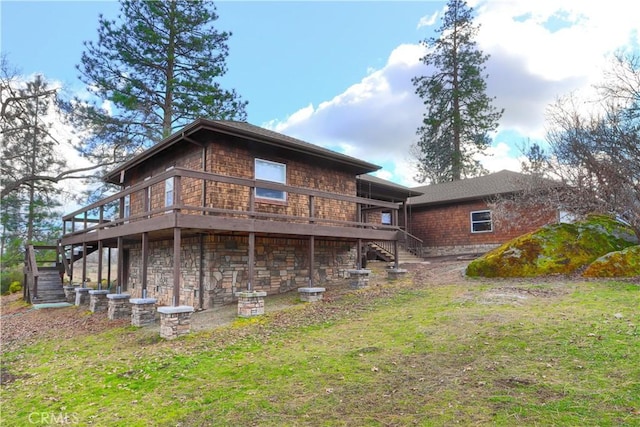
[476, 142, 524, 174]
[266, 1, 639, 188]
[417, 11, 439, 29]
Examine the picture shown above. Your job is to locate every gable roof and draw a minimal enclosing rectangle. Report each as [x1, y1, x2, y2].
[105, 118, 381, 183]
[408, 170, 559, 207]
[357, 174, 423, 202]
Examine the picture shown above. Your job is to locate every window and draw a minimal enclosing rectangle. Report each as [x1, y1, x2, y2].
[165, 177, 174, 207]
[123, 193, 131, 219]
[381, 212, 392, 225]
[471, 210, 492, 233]
[255, 158, 286, 201]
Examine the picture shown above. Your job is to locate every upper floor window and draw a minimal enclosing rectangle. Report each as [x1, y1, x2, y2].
[381, 212, 392, 225]
[165, 177, 174, 207]
[255, 158, 286, 201]
[470, 210, 493, 233]
[123, 193, 131, 218]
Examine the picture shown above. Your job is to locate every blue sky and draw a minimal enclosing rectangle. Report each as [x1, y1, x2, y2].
[2, 0, 639, 189]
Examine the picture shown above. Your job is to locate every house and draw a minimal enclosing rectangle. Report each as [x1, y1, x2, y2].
[59, 119, 417, 310]
[404, 170, 560, 257]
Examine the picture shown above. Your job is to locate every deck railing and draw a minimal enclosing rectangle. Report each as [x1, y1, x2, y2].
[62, 167, 402, 238]
[23, 244, 60, 303]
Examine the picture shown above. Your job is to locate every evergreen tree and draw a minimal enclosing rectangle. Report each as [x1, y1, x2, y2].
[412, 0, 502, 183]
[0, 72, 65, 265]
[77, 0, 247, 162]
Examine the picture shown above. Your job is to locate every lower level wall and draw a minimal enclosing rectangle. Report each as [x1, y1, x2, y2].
[422, 243, 501, 257]
[126, 234, 356, 309]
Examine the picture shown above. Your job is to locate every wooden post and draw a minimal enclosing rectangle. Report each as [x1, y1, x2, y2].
[141, 232, 149, 296]
[117, 237, 124, 292]
[357, 238, 362, 269]
[248, 232, 255, 291]
[394, 240, 399, 269]
[173, 227, 181, 306]
[82, 242, 87, 284]
[97, 206, 104, 285]
[107, 247, 112, 288]
[309, 235, 315, 287]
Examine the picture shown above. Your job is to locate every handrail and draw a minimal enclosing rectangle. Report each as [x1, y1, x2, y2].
[62, 166, 402, 237]
[59, 240, 71, 278]
[24, 245, 40, 303]
[399, 230, 425, 257]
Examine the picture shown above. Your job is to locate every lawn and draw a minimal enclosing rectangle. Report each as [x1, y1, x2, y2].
[1, 263, 638, 426]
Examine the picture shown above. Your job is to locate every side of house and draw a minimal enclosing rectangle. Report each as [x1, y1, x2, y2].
[405, 170, 559, 257]
[61, 120, 409, 310]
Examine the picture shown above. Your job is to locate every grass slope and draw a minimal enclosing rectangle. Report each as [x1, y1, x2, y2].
[1, 271, 639, 426]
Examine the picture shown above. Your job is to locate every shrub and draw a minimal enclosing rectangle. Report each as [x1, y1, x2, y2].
[9, 281, 22, 293]
[1, 267, 23, 295]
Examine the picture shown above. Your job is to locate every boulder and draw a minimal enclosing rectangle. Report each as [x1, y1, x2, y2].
[466, 215, 638, 277]
[582, 245, 640, 278]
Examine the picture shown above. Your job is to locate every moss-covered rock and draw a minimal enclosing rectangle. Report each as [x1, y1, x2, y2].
[582, 245, 640, 277]
[466, 215, 638, 277]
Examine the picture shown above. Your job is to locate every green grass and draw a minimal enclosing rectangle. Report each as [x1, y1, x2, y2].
[1, 276, 639, 426]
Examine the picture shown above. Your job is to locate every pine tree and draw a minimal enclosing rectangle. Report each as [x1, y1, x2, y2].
[0, 73, 64, 263]
[412, 0, 502, 183]
[77, 0, 247, 161]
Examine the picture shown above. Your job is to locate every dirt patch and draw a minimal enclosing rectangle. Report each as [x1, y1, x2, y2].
[1, 301, 129, 354]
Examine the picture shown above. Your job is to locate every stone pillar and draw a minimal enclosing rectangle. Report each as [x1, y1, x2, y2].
[236, 291, 267, 318]
[298, 287, 326, 302]
[386, 268, 408, 281]
[157, 306, 194, 340]
[130, 298, 157, 326]
[347, 269, 371, 289]
[107, 293, 131, 320]
[74, 287, 91, 306]
[89, 290, 109, 313]
[64, 286, 77, 304]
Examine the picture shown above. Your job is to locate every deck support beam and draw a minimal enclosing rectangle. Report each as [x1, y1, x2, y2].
[173, 227, 181, 306]
[117, 237, 124, 292]
[248, 232, 255, 291]
[309, 235, 315, 287]
[141, 232, 149, 297]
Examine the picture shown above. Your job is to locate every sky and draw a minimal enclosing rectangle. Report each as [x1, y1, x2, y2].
[2, 0, 639, 191]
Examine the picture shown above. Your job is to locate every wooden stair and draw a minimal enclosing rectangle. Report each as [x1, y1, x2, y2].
[30, 267, 66, 304]
[367, 243, 424, 264]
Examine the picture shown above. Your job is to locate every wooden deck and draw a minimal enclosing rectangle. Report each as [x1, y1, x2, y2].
[61, 167, 401, 247]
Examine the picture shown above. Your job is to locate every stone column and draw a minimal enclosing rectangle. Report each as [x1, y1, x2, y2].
[347, 269, 371, 289]
[129, 298, 157, 326]
[236, 291, 267, 317]
[74, 287, 91, 306]
[107, 293, 131, 320]
[386, 268, 408, 281]
[63, 286, 77, 304]
[157, 306, 195, 340]
[298, 287, 326, 302]
[89, 290, 109, 313]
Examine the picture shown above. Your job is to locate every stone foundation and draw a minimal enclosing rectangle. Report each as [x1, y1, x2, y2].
[158, 306, 194, 340]
[236, 291, 267, 317]
[63, 286, 77, 304]
[74, 287, 91, 306]
[298, 287, 326, 302]
[127, 235, 357, 309]
[386, 268, 408, 281]
[89, 290, 109, 312]
[130, 298, 157, 326]
[347, 269, 371, 289]
[107, 293, 131, 320]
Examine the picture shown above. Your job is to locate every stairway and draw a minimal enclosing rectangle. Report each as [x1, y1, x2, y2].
[367, 243, 424, 264]
[31, 267, 66, 304]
